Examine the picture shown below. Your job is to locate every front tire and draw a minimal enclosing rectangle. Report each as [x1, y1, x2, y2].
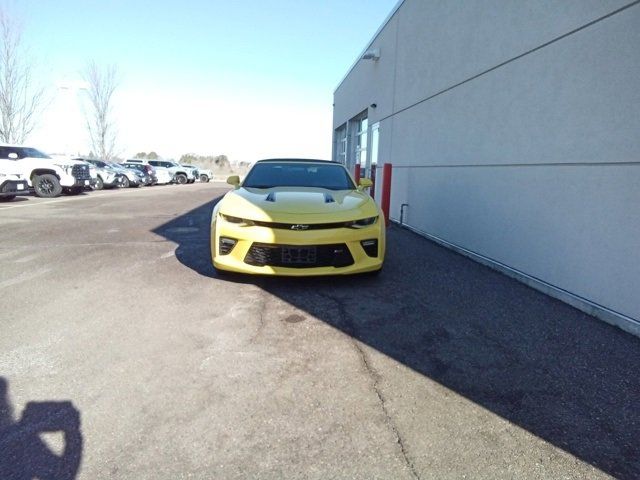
[121, 176, 130, 188]
[32, 174, 62, 198]
[176, 173, 188, 185]
[94, 176, 104, 190]
[200, 174, 209, 183]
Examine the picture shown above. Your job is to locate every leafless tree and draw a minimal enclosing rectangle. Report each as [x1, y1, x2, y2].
[83, 61, 119, 160]
[0, 9, 45, 144]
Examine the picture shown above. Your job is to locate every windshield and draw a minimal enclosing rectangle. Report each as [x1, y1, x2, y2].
[243, 162, 355, 191]
[22, 147, 51, 159]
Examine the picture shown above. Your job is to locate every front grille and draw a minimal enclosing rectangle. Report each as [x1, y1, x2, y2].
[245, 243, 354, 268]
[72, 164, 91, 180]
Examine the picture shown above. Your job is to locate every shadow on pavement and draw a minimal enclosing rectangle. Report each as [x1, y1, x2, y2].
[155, 198, 640, 479]
[0, 377, 83, 480]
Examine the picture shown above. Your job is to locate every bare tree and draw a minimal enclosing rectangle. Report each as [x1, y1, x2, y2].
[0, 9, 45, 144]
[83, 61, 119, 160]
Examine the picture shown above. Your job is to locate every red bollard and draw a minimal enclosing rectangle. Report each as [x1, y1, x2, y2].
[380, 163, 392, 226]
[354, 164, 361, 185]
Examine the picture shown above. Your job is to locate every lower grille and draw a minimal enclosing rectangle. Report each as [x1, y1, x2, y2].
[1, 181, 23, 193]
[72, 164, 91, 180]
[245, 243, 354, 268]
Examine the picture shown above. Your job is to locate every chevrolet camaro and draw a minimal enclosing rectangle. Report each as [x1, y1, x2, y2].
[211, 159, 385, 276]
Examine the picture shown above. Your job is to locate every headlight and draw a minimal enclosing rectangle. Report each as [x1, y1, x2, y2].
[220, 213, 255, 226]
[348, 216, 378, 228]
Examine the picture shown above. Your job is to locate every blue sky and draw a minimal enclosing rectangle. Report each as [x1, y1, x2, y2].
[12, 0, 397, 160]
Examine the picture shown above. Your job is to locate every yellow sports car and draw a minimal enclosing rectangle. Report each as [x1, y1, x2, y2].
[211, 159, 385, 276]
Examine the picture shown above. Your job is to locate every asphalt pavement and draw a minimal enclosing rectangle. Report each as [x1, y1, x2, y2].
[0, 183, 638, 479]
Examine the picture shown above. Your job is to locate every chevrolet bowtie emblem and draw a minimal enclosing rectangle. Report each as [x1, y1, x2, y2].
[290, 224, 309, 231]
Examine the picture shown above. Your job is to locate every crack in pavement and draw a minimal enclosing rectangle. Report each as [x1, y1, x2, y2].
[249, 288, 269, 344]
[317, 291, 420, 480]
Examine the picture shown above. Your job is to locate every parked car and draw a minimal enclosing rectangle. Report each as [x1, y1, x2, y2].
[196, 167, 213, 183]
[148, 160, 195, 184]
[181, 164, 212, 182]
[78, 158, 124, 189]
[93, 161, 143, 188]
[211, 159, 384, 276]
[121, 163, 154, 185]
[122, 159, 173, 185]
[104, 161, 145, 187]
[0, 145, 91, 197]
[0, 163, 28, 201]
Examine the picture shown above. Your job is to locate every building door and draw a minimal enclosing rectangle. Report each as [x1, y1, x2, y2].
[368, 122, 379, 197]
[354, 115, 368, 179]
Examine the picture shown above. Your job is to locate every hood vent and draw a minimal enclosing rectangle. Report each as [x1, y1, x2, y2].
[265, 192, 276, 202]
[324, 193, 335, 203]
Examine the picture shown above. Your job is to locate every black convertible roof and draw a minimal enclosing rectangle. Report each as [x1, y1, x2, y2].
[255, 158, 339, 164]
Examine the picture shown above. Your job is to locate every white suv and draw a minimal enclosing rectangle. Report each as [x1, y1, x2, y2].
[0, 145, 92, 197]
[147, 160, 195, 184]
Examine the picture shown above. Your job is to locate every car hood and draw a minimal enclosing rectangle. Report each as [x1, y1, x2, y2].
[219, 186, 379, 222]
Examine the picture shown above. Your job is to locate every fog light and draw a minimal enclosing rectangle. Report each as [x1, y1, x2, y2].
[219, 237, 237, 255]
[360, 239, 378, 257]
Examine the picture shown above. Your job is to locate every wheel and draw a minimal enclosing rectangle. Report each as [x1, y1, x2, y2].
[120, 176, 130, 188]
[200, 174, 209, 183]
[32, 174, 62, 198]
[176, 173, 188, 185]
[0, 195, 16, 201]
[94, 176, 104, 190]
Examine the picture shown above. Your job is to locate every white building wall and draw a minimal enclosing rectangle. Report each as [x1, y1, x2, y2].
[333, 0, 640, 331]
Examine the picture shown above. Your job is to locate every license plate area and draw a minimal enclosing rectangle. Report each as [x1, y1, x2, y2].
[282, 246, 316, 265]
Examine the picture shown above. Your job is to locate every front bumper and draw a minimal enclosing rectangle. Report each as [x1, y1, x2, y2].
[124, 173, 141, 185]
[0, 179, 29, 196]
[58, 173, 92, 188]
[211, 217, 385, 276]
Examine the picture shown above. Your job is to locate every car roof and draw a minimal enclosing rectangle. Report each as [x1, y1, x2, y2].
[255, 158, 338, 164]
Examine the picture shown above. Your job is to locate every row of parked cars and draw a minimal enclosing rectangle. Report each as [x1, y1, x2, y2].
[0, 144, 214, 200]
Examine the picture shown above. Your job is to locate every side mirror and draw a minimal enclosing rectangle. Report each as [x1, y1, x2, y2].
[358, 178, 373, 190]
[226, 175, 240, 188]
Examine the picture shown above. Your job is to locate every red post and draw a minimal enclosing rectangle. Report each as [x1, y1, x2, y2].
[380, 163, 392, 226]
[353, 164, 361, 185]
